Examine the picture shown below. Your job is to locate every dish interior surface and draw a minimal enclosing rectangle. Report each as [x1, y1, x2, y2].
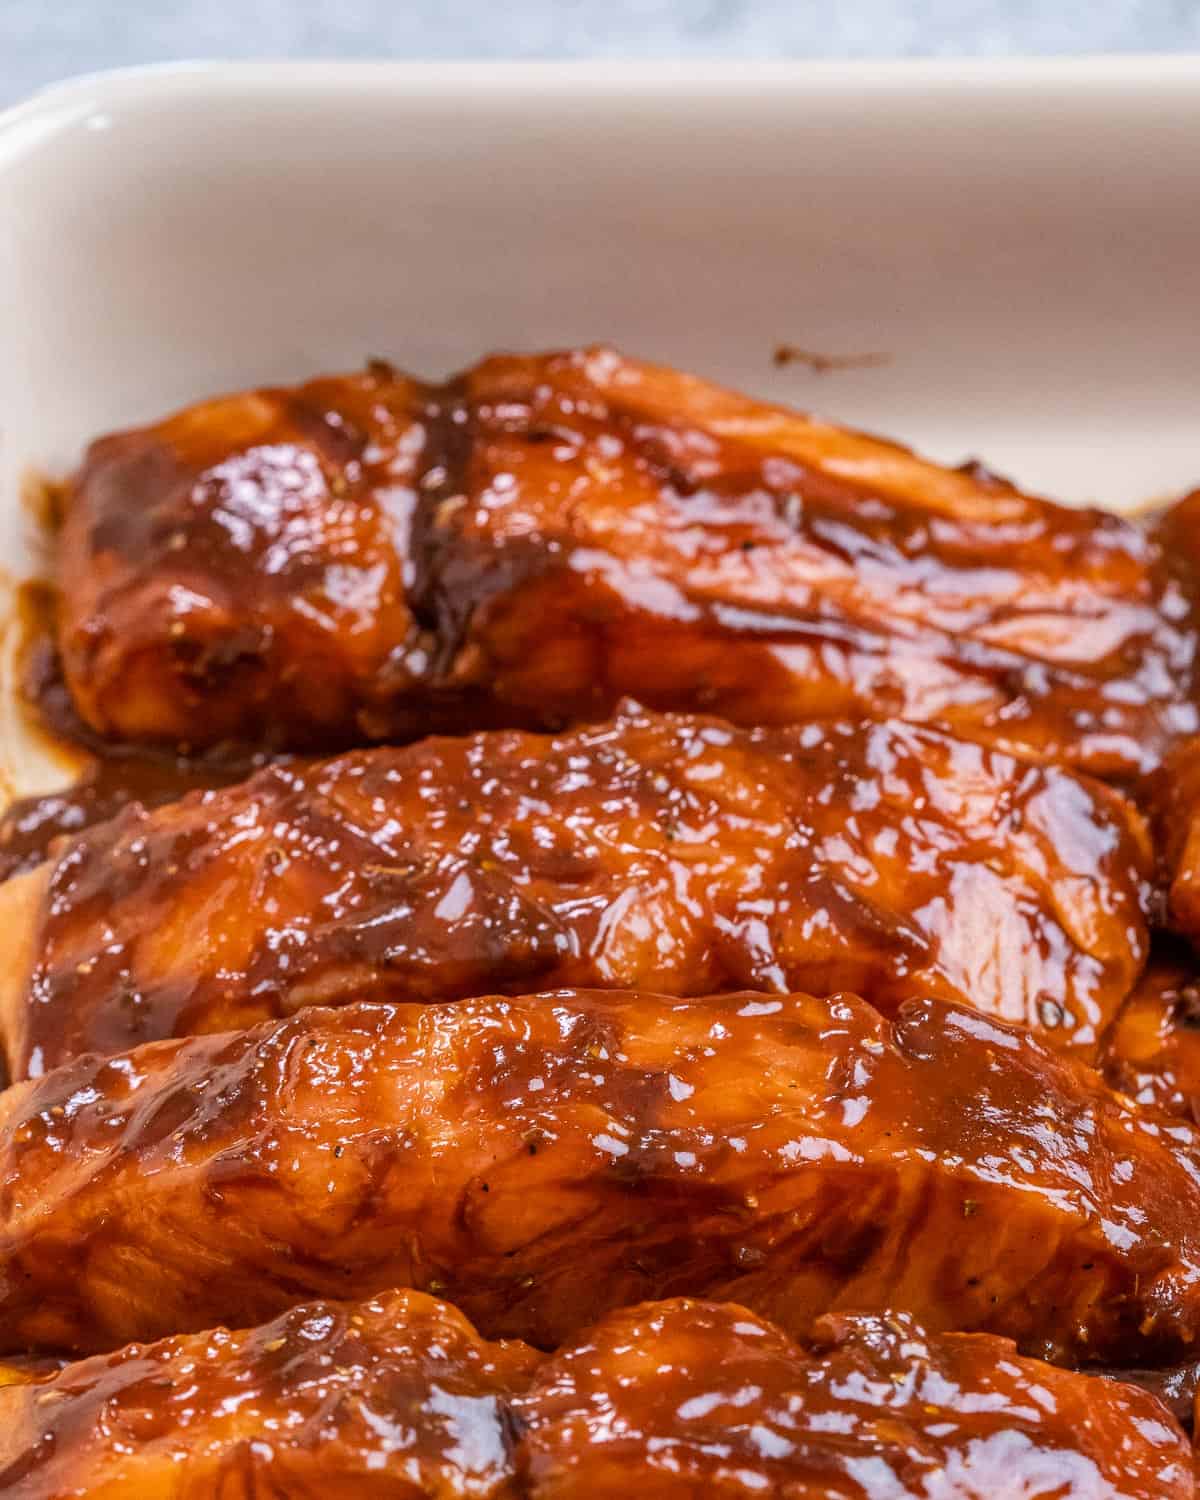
[2, 67, 1200, 1496]
[0, 59, 1198, 795]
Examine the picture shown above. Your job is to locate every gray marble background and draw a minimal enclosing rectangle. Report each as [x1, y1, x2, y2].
[2, 0, 1199, 106]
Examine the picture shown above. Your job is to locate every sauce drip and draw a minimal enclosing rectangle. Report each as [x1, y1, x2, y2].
[0, 583, 279, 880]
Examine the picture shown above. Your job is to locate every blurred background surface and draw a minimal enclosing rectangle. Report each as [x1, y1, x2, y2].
[3, 0, 1199, 105]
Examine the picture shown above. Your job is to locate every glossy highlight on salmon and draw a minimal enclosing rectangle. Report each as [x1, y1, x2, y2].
[0, 708, 1153, 1078]
[0, 989, 1197, 1366]
[0, 1293, 1191, 1499]
[55, 349, 1199, 777]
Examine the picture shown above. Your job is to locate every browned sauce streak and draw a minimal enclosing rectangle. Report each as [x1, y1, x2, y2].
[0, 1293, 1191, 1498]
[772, 342, 893, 373]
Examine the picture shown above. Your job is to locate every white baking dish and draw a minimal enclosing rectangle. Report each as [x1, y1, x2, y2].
[0, 58, 1198, 787]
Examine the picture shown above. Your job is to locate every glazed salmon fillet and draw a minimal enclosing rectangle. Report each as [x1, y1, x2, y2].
[0, 989, 1197, 1367]
[0, 709, 1152, 1078]
[0, 1293, 1191, 1498]
[55, 349, 1199, 777]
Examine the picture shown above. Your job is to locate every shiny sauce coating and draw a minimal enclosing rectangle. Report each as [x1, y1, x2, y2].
[0, 1294, 1191, 1499]
[55, 349, 1200, 778]
[1103, 937, 1200, 1125]
[0, 708, 1153, 1080]
[521, 1302, 1195, 1499]
[0, 756, 240, 885]
[0, 1288, 535, 1498]
[0, 988, 1198, 1365]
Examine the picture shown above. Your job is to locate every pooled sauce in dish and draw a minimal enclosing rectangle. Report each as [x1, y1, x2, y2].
[0, 585, 277, 881]
[0, 757, 234, 883]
